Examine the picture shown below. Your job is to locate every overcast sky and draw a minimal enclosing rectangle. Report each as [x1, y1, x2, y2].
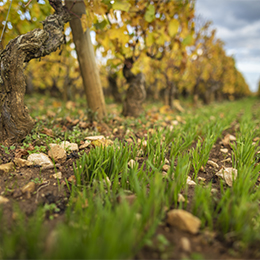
[195, 0, 260, 92]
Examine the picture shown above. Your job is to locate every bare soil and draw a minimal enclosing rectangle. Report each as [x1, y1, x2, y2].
[1, 119, 260, 259]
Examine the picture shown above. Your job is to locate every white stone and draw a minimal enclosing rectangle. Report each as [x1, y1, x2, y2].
[60, 141, 78, 151]
[27, 153, 53, 166]
[178, 193, 185, 202]
[187, 176, 196, 186]
[53, 172, 62, 179]
[0, 196, 9, 204]
[128, 159, 137, 169]
[198, 177, 206, 182]
[142, 140, 148, 148]
[85, 135, 105, 141]
[207, 160, 219, 169]
[229, 135, 236, 141]
[162, 164, 170, 171]
[211, 188, 218, 194]
[216, 167, 237, 187]
[164, 158, 170, 164]
[220, 148, 229, 154]
[180, 237, 191, 252]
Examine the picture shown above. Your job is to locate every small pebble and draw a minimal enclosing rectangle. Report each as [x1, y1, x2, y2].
[220, 148, 228, 154]
[180, 237, 191, 252]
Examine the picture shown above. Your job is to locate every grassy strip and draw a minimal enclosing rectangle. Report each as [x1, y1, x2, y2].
[1, 98, 260, 258]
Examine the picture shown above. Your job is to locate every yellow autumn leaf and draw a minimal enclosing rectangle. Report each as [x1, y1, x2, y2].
[113, 0, 131, 12]
[159, 105, 171, 114]
[91, 139, 114, 148]
[146, 32, 155, 47]
[168, 19, 179, 37]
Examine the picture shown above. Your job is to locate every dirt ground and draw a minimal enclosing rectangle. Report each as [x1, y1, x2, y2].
[0, 122, 260, 259]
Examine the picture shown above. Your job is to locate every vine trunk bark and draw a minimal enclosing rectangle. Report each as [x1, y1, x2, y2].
[122, 58, 146, 117]
[0, 0, 70, 145]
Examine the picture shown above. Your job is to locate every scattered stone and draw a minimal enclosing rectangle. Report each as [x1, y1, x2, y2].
[125, 138, 133, 143]
[187, 176, 196, 186]
[162, 164, 170, 171]
[221, 157, 232, 163]
[166, 209, 201, 234]
[198, 177, 206, 182]
[52, 172, 62, 179]
[164, 158, 170, 164]
[137, 149, 144, 156]
[211, 188, 218, 194]
[85, 135, 105, 141]
[0, 162, 15, 173]
[162, 171, 168, 178]
[21, 181, 36, 194]
[207, 160, 219, 169]
[200, 165, 205, 172]
[172, 120, 179, 126]
[13, 158, 33, 167]
[60, 141, 79, 151]
[68, 175, 76, 184]
[253, 137, 260, 142]
[0, 196, 9, 204]
[216, 167, 238, 187]
[229, 135, 236, 141]
[220, 148, 229, 154]
[222, 134, 236, 147]
[180, 237, 191, 252]
[48, 145, 67, 164]
[79, 141, 91, 150]
[79, 121, 88, 129]
[28, 153, 53, 167]
[128, 159, 137, 169]
[141, 140, 148, 148]
[178, 193, 185, 203]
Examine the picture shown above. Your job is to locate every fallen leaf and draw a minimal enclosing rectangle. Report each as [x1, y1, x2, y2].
[42, 128, 54, 137]
[91, 139, 113, 148]
[159, 105, 171, 114]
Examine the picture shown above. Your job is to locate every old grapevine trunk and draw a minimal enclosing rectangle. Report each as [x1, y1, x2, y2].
[122, 59, 146, 117]
[0, 0, 70, 145]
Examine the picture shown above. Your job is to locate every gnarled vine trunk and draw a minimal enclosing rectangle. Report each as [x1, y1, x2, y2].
[0, 0, 70, 145]
[122, 58, 146, 117]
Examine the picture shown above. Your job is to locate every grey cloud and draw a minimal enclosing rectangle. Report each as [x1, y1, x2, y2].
[195, 0, 260, 91]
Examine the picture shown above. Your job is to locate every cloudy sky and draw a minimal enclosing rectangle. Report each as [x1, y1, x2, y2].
[195, 0, 260, 92]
